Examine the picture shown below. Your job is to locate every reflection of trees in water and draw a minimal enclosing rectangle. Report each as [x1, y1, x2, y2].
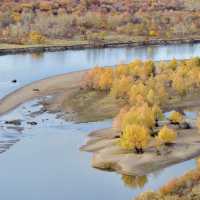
[31, 52, 44, 60]
[121, 174, 148, 189]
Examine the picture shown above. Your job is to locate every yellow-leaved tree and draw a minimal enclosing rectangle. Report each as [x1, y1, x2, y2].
[122, 104, 156, 129]
[98, 68, 113, 91]
[157, 126, 177, 145]
[120, 124, 150, 153]
[169, 111, 184, 124]
[114, 64, 129, 78]
[152, 104, 163, 121]
[110, 75, 132, 98]
[28, 31, 45, 44]
[82, 66, 103, 89]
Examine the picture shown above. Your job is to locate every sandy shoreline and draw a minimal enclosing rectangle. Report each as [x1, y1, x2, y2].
[0, 70, 85, 116]
[1, 37, 200, 55]
[1, 69, 200, 177]
[81, 127, 200, 176]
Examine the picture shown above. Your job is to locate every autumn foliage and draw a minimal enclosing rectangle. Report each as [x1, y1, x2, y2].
[1, 0, 200, 44]
[157, 126, 177, 145]
[169, 111, 184, 124]
[120, 124, 150, 153]
[83, 57, 200, 153]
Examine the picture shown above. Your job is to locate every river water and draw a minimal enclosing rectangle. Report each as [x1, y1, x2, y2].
[0, 43, 200, 200]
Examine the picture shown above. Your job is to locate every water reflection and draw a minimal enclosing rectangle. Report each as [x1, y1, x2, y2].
[122, 174, 148, 189]
[0, 44, 200, 200]
[31, 52, 44, 60]
[1, 43, 200, 98]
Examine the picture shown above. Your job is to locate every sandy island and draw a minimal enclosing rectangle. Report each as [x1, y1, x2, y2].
[1, 70, 200, 176]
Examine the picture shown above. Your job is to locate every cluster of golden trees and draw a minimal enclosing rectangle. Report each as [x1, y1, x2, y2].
[83, 58, 200, 154]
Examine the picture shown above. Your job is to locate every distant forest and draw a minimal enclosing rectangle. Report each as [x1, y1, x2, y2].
[1, 0, 200, 44]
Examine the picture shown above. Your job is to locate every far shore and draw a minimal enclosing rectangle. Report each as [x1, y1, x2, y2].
[1, 37, 200, 55]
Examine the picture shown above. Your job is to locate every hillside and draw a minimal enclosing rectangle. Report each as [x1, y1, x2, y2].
[0, 0, 200, 45]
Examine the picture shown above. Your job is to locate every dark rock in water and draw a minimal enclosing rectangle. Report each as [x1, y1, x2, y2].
[27, 121, 38, 126]
[5, 119, 21, 126]
[11, 79, 17, 83]
[33, 88, 40, 92]
[179, 122, 191, 129]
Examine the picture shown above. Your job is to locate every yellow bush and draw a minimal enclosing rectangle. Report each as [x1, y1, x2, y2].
[128, 82, 148, 105]
[110, 75, 132, 98]
[128, 60, 154, 80]
[98, 68, 113, 91]
[152, 104, 163, 121]
[169, 111, 184, 124]
[28, 31, 45, 44]
[167, 58, 178, 70]
[158, 126, 177, 144]
[122, 104, 156, 129]
[82, 66, 103, 89]
[11, 12, 21, 23]
[39, 2, 52, 11]
[120, 124, 150, 152]
[149, 30, 157, 37]
[114, 64, 129, 78]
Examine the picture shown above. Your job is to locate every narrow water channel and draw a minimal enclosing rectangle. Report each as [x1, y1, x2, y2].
[0, 43, 200, 200]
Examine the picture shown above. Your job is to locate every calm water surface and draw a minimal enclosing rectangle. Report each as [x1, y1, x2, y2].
[0, 43, 200, 200]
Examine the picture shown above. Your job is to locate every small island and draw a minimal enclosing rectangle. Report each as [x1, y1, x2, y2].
[78, 57, 200, 176]
[1, 57, 200, 200]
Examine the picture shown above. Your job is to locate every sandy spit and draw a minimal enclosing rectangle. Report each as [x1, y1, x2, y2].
[0, 70, 86, 116]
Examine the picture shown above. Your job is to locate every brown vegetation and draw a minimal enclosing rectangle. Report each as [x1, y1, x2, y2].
[136, 159, 200, 200]
[0, 0, 200, 45]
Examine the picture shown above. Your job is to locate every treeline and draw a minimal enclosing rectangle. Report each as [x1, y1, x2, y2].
[82, 57, 200, 153]
[0, 0, 200, 44]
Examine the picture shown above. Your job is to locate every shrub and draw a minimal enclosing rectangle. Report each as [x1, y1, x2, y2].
[157, 126, 177, 145]
[28, 31, 45, 44]
[110, 75, 132, 98]
[98, 68, 113, 91]
[11, 12, 21, 23]
[33, 14, 75, 39]
[169, 111, 184, 124]
[122, 104, 156, 129]
[152, 104, 164, 121]
[114, 64, 129, 78]
[167, 58, 178, 70]
[128, 82, 148, 105]
[120, 124, 150, 153]
[82, 66, 104, 89]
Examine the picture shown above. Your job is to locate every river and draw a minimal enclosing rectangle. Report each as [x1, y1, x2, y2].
[0, 43, 200, 200]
